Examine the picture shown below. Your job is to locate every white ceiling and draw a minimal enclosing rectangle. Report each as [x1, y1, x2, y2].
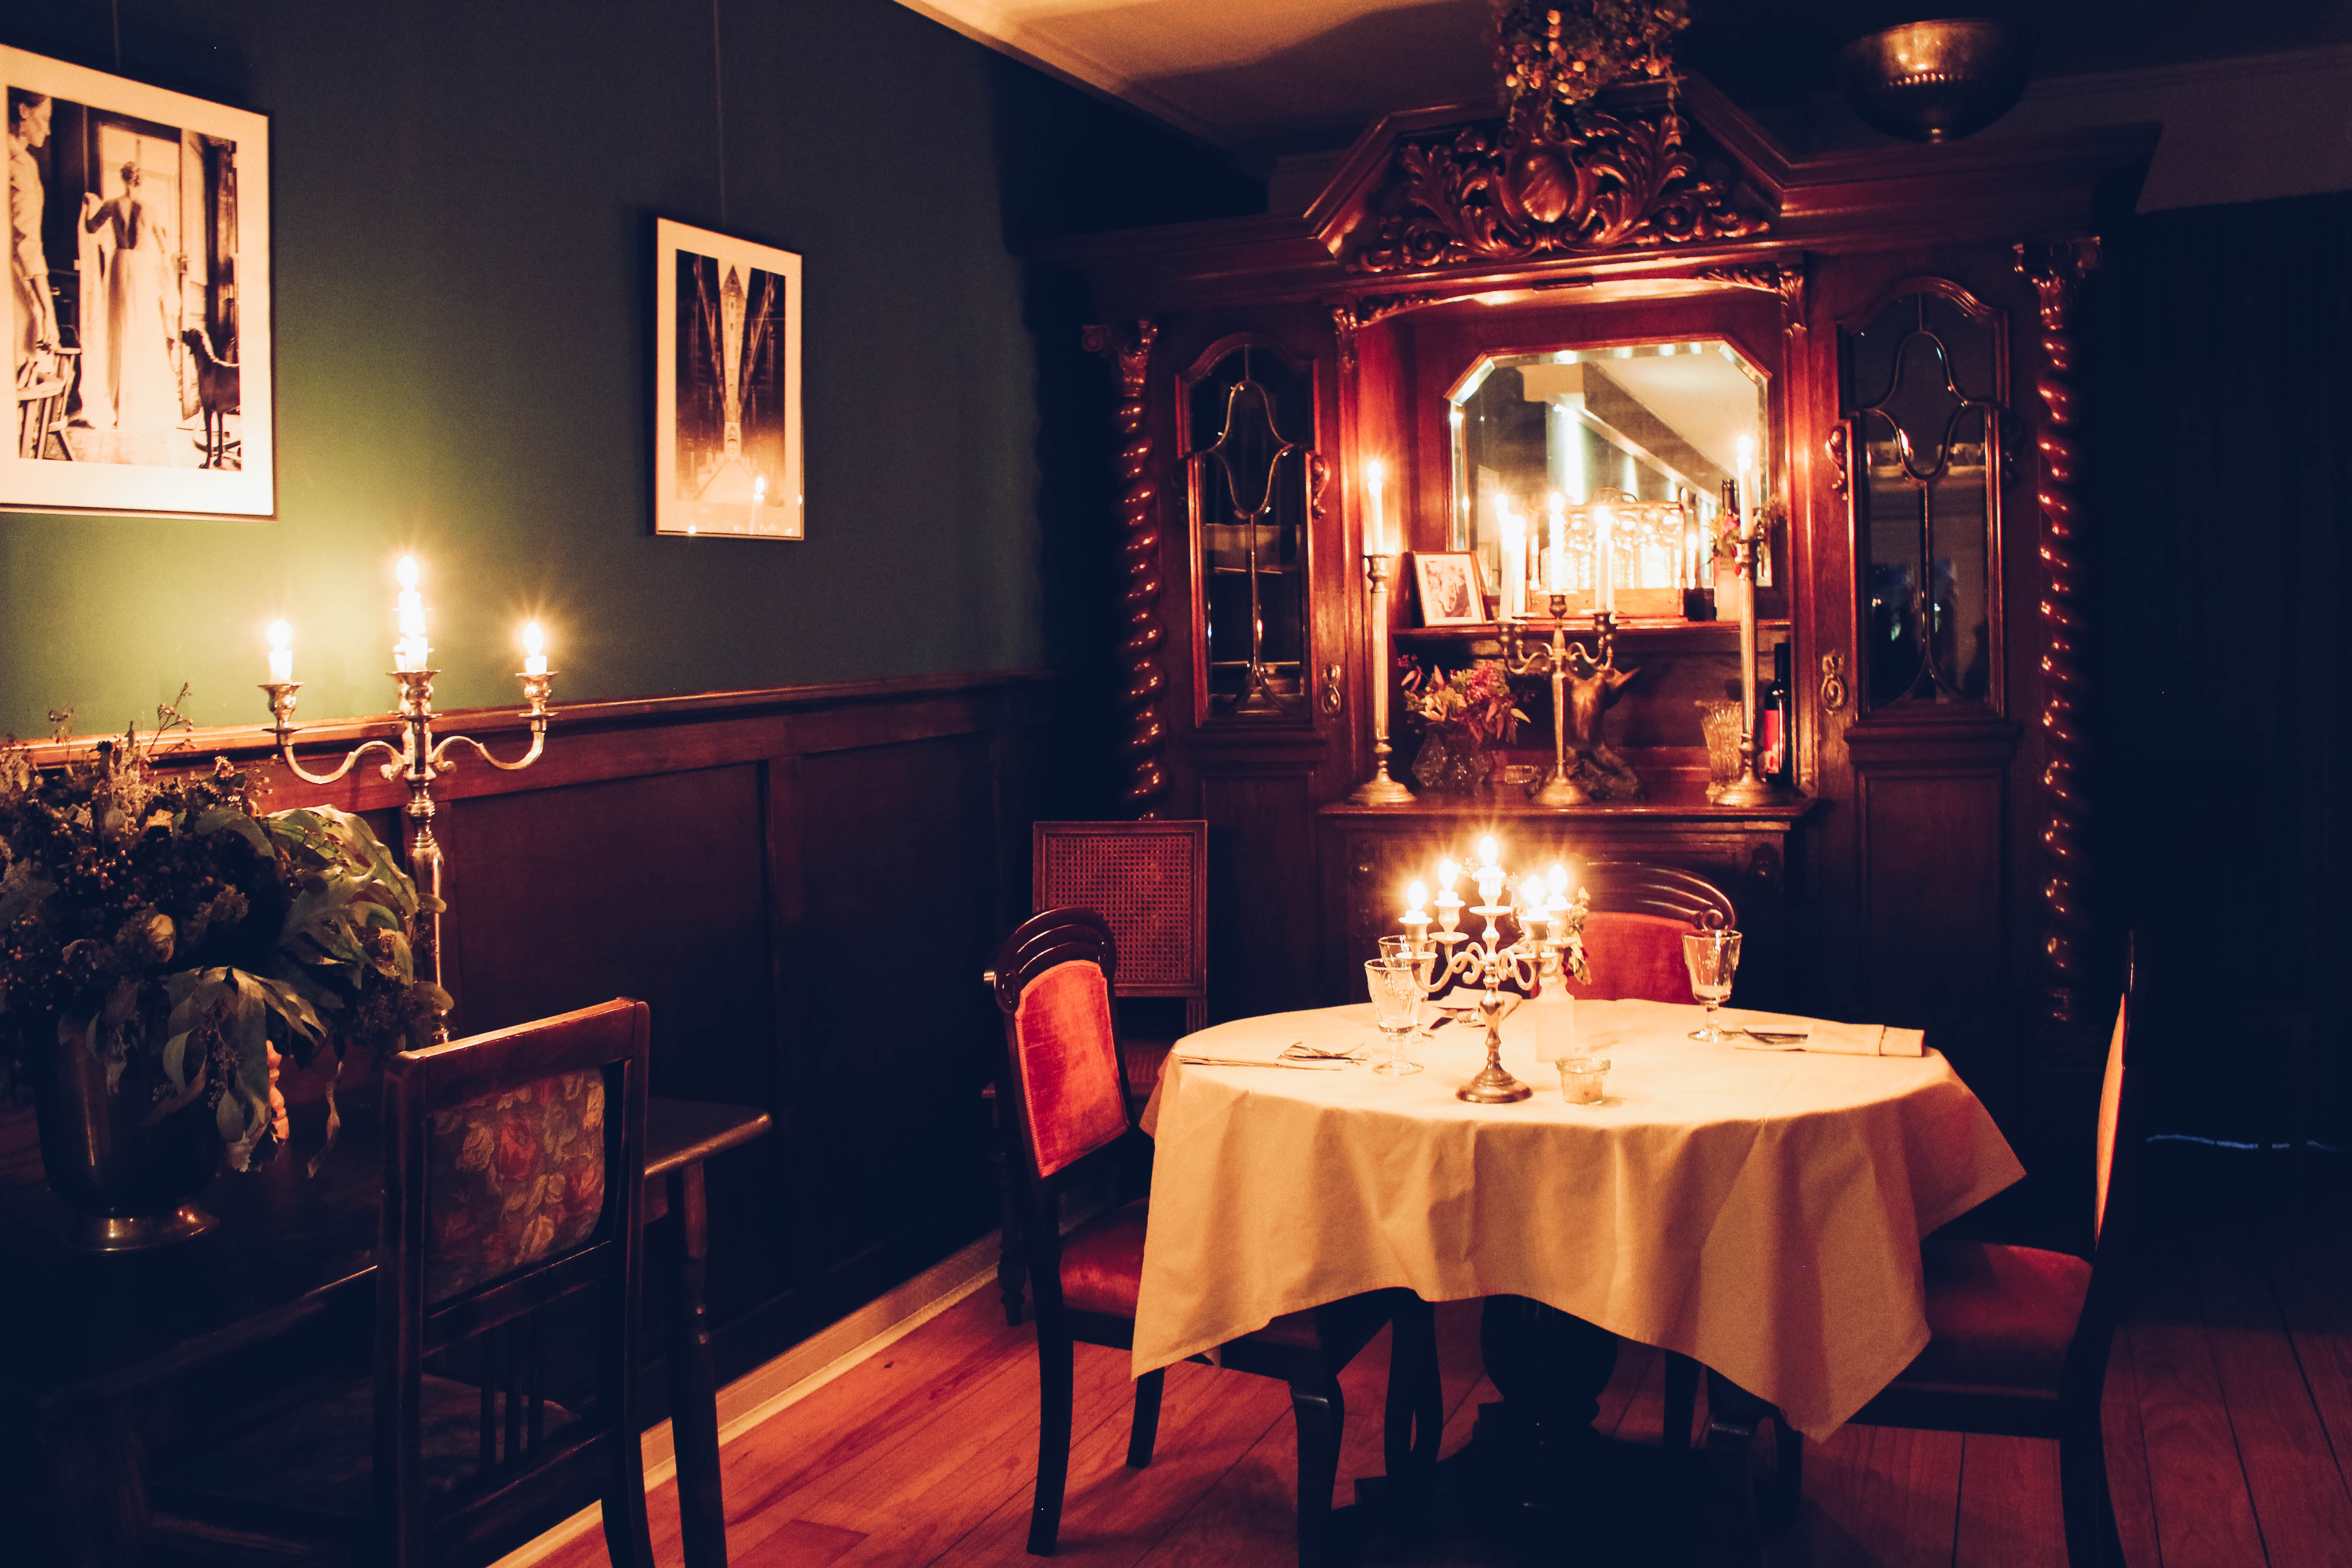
[892, 0, 1495, 152]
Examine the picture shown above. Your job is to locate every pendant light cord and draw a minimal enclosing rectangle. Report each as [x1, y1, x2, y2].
[710, 0, 727, 225]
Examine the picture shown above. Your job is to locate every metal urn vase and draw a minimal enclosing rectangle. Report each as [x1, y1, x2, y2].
[1838, 20, 2031, 144]
[31, 1024, 222, 1251]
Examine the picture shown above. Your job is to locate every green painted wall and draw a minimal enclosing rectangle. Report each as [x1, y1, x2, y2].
[1, 1, 1258, 739]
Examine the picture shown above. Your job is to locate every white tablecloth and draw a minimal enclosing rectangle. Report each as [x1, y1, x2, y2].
[1133, 999, 2024, 1439]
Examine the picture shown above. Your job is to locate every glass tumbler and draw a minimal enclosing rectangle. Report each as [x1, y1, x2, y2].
[1682, 928, 1743, 1042]
[1364, 958, 1424, 1077]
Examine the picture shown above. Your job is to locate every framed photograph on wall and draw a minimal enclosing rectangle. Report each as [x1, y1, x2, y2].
[653, 217, 803, 539]
[4, 46, 272, 517]
[1413, 551, 1487, 626]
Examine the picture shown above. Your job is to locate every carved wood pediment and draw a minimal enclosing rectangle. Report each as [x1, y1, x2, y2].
[1343, 99, 1767, 275]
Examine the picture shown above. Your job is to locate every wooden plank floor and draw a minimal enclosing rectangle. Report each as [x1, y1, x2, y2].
[545, 1145, 2352, 1567]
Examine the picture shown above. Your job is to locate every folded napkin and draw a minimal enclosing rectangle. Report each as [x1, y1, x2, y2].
[1726, 1010, 1925, 1057]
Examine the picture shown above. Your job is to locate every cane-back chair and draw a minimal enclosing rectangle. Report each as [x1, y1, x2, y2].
[148, 1000, 656, 1568]
[986, 908, 1439, 1567]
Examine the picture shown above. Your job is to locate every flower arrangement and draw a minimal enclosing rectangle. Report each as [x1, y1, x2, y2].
[1400, 658, 1530, 747]
[0, 697, 448, 1170]
[1494, 0, 1691, 115]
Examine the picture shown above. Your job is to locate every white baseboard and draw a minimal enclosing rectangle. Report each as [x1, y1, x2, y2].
[492, 1231, 1005, 1568]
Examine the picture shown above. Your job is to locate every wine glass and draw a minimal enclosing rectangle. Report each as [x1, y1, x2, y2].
[1682, 927, 1743, 1042]
[1365, 959, 1425, 1076]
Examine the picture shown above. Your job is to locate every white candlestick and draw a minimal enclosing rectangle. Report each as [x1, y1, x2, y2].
[1546, 494, 1567, 596]
[522, 620, 549, 677]
[1366, 460, 1388, 558]
[1500, 507, 1525, 620]
[1595, 505, 1616, 614]
[266, 620, 293, 684]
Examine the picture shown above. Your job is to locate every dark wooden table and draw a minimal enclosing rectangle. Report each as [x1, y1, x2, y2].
[0, 1095, 770, 1568]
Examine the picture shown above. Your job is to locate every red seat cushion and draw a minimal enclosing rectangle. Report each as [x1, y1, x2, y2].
[1014, 960, 1129, 1178]
[1895, 1237, 2091, 1396]
[1555, 911, 1698, 1004]
[1058, 1199, 1150, 1317]
[1055, 1200, 1351, 1349]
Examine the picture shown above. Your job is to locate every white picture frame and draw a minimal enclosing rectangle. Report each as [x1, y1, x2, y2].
[652, 216, 803, 539]
[4, 46, 272, 517]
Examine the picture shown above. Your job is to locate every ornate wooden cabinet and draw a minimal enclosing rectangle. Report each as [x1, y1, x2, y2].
[1039, 80, 2152, 1141]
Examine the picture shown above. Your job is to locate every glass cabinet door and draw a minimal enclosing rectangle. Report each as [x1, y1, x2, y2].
[1840, 288, 2005, 712]
[1185, 344, 1314, 719]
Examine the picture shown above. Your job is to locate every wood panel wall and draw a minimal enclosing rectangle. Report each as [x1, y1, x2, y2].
[5, 672, 1056, 1382]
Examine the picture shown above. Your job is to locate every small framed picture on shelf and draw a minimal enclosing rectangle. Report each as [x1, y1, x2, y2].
[1412, 551, 1486, 626]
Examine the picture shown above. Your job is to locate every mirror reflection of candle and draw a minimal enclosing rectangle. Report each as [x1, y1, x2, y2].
[1594, 505, 1616, 614]
[1500, 505, 1525, 619]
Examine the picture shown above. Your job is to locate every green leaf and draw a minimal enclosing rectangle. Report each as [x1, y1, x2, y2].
[191, 805, 271, 861]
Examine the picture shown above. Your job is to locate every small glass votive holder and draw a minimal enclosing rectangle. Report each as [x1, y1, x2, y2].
[1558, 1055, 1611, 1105]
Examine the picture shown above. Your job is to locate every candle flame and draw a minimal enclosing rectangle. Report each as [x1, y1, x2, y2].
[1405, 880, 1428, 911]
[266, 619, 291, 651]
[1548, 862, 1569, 894]
[1437, 858, 1460, 893]
[1477, 835, 1499, 868]
[397, 555, 419, 591]
[1365, 459, 1385, 488]
[522, 621, 545, 657]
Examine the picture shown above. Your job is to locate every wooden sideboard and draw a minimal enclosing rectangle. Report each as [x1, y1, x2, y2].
[1039, 77, 2157, 1156]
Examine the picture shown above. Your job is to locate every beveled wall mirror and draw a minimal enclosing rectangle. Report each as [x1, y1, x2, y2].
[1450, 340, 1768, 617]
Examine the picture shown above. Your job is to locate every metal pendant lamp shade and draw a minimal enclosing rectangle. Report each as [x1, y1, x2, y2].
[1838, 19, 2032, 143]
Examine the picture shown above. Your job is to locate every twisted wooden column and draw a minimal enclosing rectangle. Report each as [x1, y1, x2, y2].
[2016, 240, 2100, 1029]
[1083, 320, 1164, 818]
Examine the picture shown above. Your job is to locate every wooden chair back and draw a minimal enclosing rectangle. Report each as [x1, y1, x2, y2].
[987, 911, 1139, 1281]
[1579, 861, 1737, 928]
[1566, 862, 1736, 1004]
[377, 998, 652, 1566]
[2067, 941, 2141, 1403]
[1033, 822, 1208, 1032]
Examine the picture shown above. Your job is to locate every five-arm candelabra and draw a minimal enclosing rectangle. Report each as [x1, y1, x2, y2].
[1397, 837, 1591, 1103]
[257, 558, 556, 1011]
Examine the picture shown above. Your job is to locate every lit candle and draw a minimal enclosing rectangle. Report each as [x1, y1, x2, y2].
[1735, 435, 1755, 526]
[1595, 504, 1616, 614]
[1500, 504, 1525, 620]
[1434, 858, 1463, 931]
[1477, 835, 1499, 869]
[394, 555, 426, 671]
[1365, 460, 1388, 558]
[1401, 879, 1431, 951]
[266, 620, 293, 684]
[1548, 862, 1571, 898]
[1545, 492, 1567, 595]
[1519, 871, 1548, 933]
[521, 621, 548, 677]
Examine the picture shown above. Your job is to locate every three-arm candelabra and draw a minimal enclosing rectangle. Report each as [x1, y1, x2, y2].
[257, 558, 557, 1009]
[1397, 838, 1591, 1103]
[1499, 597, 1623, 807]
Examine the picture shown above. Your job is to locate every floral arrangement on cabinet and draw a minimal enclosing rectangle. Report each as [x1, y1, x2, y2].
[1399, 658, 1529, 793]
[0, 697, 449, 1173]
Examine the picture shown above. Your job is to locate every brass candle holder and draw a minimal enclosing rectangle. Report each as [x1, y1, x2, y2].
[1715, 506, 1796, 808]
[1400, 850, 1592, 1103]
[259, 664, 556, 1008]
[1350, 549, 1415, 804]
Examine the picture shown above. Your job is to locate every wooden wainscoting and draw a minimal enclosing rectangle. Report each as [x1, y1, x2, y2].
[3, 671, 1057, 1385]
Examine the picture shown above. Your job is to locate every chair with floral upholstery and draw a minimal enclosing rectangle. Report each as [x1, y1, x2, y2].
[986, 908, 1440, 1568]
[147, 999, 656, 1568]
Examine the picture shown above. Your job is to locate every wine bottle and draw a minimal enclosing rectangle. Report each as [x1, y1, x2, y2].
[1760, 640, 1793, 784]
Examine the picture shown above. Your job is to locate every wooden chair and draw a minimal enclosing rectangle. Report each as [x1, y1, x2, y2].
[147, 1000, 656, 1568]
[1828, 948, 2141, 1566]
[990, 821, 1208, 1323]
[15, 346, 78, 460]
[986, 908, 1439, 1567]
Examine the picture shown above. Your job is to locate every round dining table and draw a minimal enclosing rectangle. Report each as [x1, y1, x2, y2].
[1133, 997, 2024, 1440]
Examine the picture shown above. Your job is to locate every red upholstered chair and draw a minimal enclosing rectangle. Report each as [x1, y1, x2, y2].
[990, 822, 1209, 1324]
[986, 909, 1440, 1567]
[147, 1001, 656, 1568]
[1826, 949, 2141, 1566]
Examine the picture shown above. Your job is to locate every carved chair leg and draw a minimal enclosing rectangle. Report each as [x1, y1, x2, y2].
[1029, 1328, 1075, 1555]
[1127, 1368, 1165, 1469]
[1663, 1351, 1700, 1454]
[1289, 1373, 1347, 1568]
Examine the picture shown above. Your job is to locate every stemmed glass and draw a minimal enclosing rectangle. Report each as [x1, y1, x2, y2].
[1682, 927, 1743, 1042]
[1365, 958, 1425, 1076]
